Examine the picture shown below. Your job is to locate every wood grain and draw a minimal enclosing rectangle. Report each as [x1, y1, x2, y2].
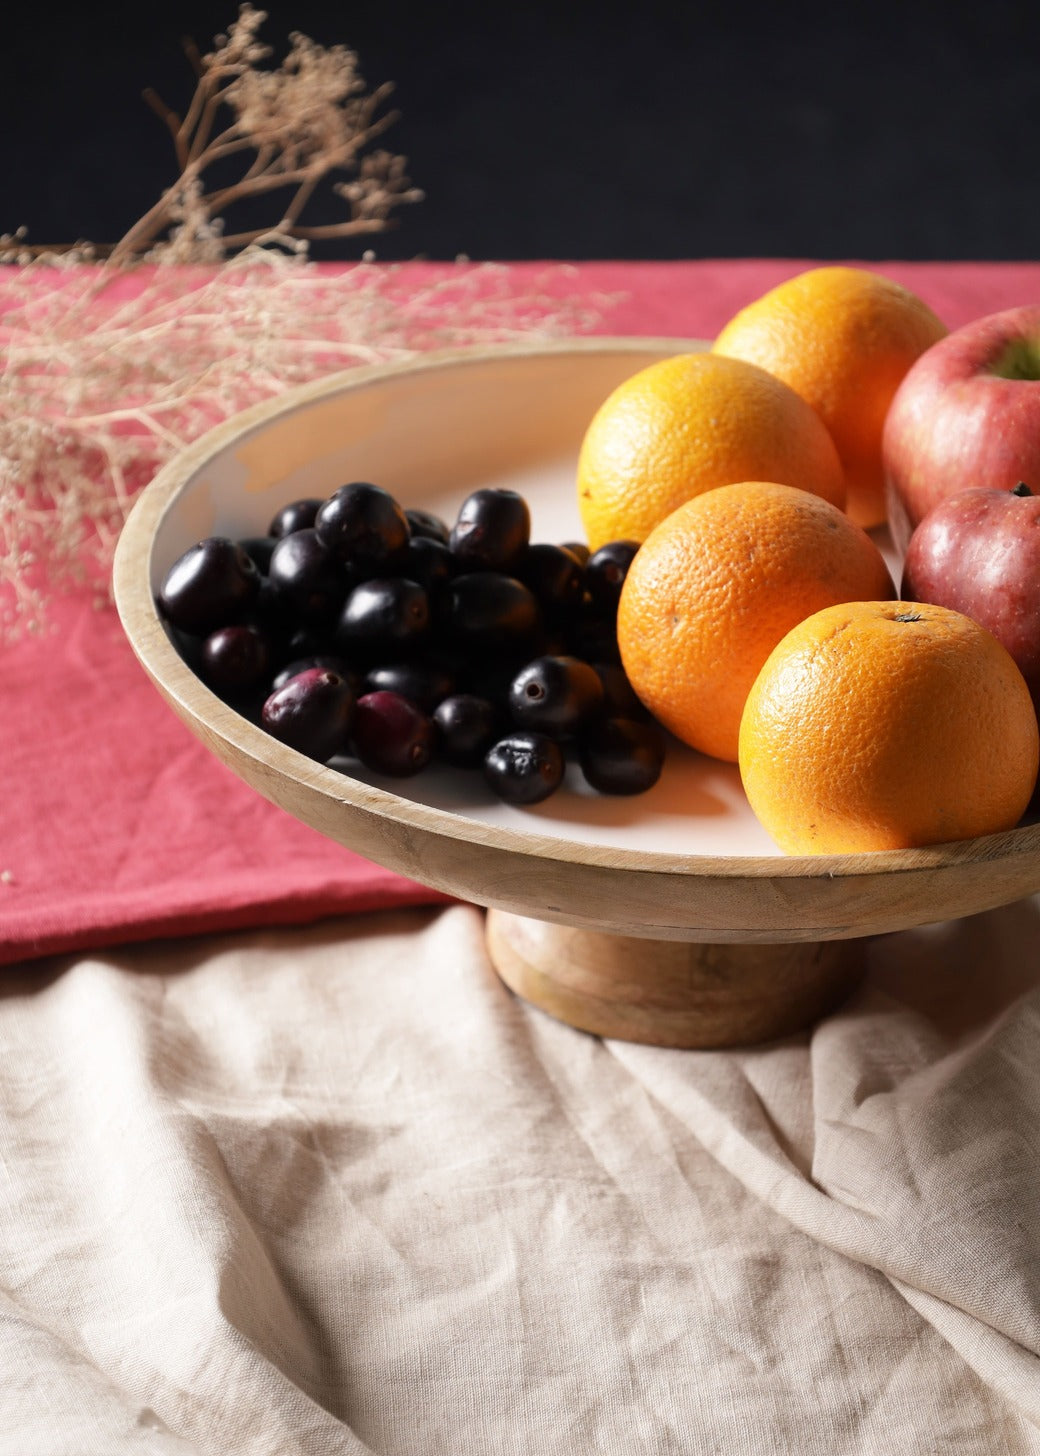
[485, 910, 867, 1046]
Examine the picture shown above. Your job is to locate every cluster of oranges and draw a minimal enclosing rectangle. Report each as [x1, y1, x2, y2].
[577, 266, 1039, 855]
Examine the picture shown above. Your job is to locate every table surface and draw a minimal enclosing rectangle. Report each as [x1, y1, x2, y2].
[5, 259, 1040, 1455]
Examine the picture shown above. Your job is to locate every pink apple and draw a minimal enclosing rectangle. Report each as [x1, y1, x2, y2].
[883, 304, 1040, 553]
[901, 482, 1040, 713]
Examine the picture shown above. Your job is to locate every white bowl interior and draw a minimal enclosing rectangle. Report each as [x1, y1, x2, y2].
[144, 342, 799, 857]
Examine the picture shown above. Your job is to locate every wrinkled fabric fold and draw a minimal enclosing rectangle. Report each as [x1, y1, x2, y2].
[1, 904, 1038, 1453]
[611, 898, 1040, 1430]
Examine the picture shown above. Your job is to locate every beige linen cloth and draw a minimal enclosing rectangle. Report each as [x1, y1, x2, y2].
[1, 898, 1039, 1454]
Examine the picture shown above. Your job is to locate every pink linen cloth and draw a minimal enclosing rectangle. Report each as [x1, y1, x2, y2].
[4, 259, 1040, 964]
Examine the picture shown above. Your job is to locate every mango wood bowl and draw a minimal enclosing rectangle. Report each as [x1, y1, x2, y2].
[113, 339, 1040, 1048]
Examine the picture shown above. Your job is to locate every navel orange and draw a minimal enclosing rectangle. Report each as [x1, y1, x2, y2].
[576, 351, 845, 552]
[616, 480, 895, 763]
[711, 266, 947, 528]
[739, 600, 1039, 854]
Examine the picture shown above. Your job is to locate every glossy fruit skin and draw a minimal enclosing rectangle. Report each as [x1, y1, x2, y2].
[238, 535, 278, 573]
[159, 537, 261, 635]
[449, 488, 531, 573]
[585, 540, 641, 615]
[351, 691, 435, 777]
[271, 654, 358, 695]
[268, 497, 323, 539]
[267, 528, 347, 624]
[364, 660, 457, 713]
[282, 624, 338, 662]
[901, 483, 1040, 713]
[439, 572, 541, 656]
[433, 694, 503, 768]
[882, 305, 1040, 553]
[516, 543, 586, 620]
[337, 578, 430, 662]
[170, 486, 668, 803]
[579, 718, 666, 795]
[592, 661, 647, 720]
[261, 667, 355, 762]
[404, 535, 456, 595]
[507, 655, 605, 738]
[405, 507, 451, 544]
[315, 481, 410, 571]
[483, 731, 565, 804]
[200, 623, 272, 695]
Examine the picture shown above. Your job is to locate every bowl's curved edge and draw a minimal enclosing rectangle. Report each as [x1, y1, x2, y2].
[112, 337, 1040, 944]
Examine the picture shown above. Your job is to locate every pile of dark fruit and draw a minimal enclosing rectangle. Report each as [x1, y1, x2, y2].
[157, 482, 666, 804]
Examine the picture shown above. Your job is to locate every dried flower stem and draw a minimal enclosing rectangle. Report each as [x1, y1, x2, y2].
[5, 5, 422, 266]
[0, 255, 606, 640]
[0, 8, 611, 642]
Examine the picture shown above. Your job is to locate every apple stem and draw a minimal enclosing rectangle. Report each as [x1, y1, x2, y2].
[1012, 482, 1033, 497]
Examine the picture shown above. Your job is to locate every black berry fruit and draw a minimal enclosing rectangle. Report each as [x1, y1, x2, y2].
[271, 654, 358, 694]
[433, 694, 503, 768]
[351, 691, 435, 777]
[267, 528, 347, 624]
[238, 535, 278, 573]
[484, 731, 565, 805]
[337, 578, 430, 662]
[169, 484, 671, 807]
[439, 572, 541, 655]
[507, 655, 605, 738]
[449, 488, 531, 573]
[405, 507, 451, 544]
[403, 535, 455, 595]
[364, 660, 457, 712]
[315, 482, 410, 571]
[200, 623, 271, 695]
[516, 543, 586, 620]
[585, 540, 640, 614]
[268, 497, 323, 539]
[579, 717, 666, 795]
[159, 537, 261, 635]
[261, 668, 355, 762]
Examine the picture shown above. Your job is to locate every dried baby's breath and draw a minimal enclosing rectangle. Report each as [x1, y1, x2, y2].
[0, 253, 605, 639]
[7, 5, 422, 265]
[0, 8, 610, 640]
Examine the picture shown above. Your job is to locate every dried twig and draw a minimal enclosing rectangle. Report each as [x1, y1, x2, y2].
[0, 9, 610, 641]
[0, 253, 606, 640]
[4, 4, 423, 266]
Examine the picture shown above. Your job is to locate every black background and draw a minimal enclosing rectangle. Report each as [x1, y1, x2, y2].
[4, 0, 1037, 262]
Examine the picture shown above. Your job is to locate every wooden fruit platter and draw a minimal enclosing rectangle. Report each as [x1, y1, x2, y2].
[113, 339, 1040, 1047]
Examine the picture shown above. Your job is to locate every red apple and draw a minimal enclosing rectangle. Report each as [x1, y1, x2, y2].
[883, 304, 1040, 553]
[901, 482, 1040, 713]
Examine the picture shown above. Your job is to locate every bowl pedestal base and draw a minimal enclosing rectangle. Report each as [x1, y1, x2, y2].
[485, 909, 867, 1048]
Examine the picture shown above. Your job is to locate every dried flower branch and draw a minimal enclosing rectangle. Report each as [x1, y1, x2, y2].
[0, 9, 611, 642]
[5, 4, 423, 265]
[0, 254, 606, 640]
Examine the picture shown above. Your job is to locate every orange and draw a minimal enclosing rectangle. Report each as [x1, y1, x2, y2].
[739, 600, 1039, 855]
[711, 266, 947, 528]
[575, 351, 844, 551]
[616, 480, 895, 762]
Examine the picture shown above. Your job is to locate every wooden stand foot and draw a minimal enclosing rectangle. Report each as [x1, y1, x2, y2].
[485, 910, 867, 1048]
